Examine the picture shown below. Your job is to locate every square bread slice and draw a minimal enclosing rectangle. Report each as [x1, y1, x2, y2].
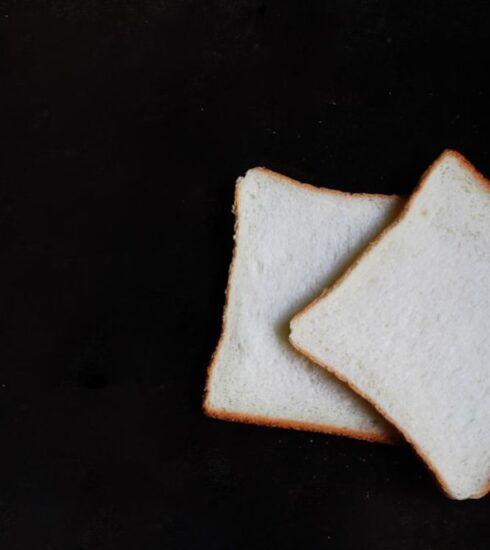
[204, 167, 402, 443]
[290, 150, 490, 499]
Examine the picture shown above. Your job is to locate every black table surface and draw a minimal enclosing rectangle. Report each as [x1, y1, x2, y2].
[2, 1, 490, 548]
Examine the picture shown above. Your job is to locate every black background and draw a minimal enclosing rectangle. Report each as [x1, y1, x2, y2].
[2, 1, 490, 548]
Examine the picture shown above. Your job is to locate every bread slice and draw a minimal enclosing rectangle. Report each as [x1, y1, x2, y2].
[204, 167, 402, 443]
[291, 150, 490, 499]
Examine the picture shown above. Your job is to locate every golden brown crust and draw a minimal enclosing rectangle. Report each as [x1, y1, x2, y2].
[203, 167, 400, 444]
[254, 166, 398, 200]
[202, 177, 243, 413]
[203, 401, 397, 444]
[290, 149, 490, 499]
[445, 149, 490, 192]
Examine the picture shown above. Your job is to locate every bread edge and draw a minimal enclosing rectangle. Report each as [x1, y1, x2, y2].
[203, 167, 400, 445]
[290, 149, 490, 499]
[203, 404, 397, 444]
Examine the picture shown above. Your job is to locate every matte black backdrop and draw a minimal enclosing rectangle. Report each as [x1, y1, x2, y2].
[2, 1, 490, 548]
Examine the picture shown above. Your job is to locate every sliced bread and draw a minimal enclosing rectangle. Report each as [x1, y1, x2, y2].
[290, 150, 490, 498]
[204, 167, 402, 442]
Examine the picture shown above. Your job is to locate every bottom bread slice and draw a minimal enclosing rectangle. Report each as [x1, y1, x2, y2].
[204, 167, 402, 443]
[291, 150, 490, 498]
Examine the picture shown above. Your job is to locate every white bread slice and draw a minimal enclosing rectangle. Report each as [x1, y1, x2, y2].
[204, 167, 402, 443]
[291, 150, 490, 499]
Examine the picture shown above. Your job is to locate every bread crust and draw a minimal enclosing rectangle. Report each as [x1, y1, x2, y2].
[203, 403, 396, 443]
[290, 149, 490, 498]
[203, 167, 400, 444]
[255, 167, 395, 200]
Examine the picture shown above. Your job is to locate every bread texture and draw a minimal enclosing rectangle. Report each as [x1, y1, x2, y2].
[204, 167, 402, 442]
[291, 150, 490, 499]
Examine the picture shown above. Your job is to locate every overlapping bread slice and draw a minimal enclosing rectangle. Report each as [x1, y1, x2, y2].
[291, 150, 490, 498]
[204, 167, 402, 442]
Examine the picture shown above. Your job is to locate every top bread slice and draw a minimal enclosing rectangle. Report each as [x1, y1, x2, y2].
[290, 150, 490, 499]
[204, 167, 402, 442]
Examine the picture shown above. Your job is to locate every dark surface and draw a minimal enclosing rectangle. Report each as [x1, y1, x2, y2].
[1, 1, 490, 548]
